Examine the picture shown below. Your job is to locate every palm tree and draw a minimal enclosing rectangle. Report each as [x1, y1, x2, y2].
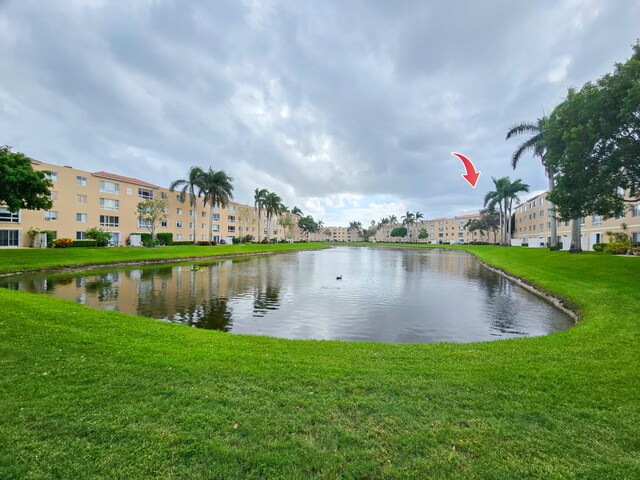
[401, 211, 415, 243]
[264, 191, 284, 242]
[291, 206, 303, 216]
[387, 215, 398, 242]
[348, 221, 362, 242]
[200, 168, 234, 244]
[414, 212, 424, 242]
[254, 188, 268, 241]
[170, 166, 205, 244]
[484, 177, 529, 245]
[503, 178, 529, 244]
[506, 116, 559, 248]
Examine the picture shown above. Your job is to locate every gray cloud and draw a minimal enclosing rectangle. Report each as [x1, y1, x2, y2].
[1, 0, 638, 224]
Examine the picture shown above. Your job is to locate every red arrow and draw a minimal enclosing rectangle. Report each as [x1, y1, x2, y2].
[451, 152, 481, 188]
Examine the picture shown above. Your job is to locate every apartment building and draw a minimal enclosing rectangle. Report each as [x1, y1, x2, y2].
[373, 213, 494, 244]
[307, 226, 362, 242]
[0, 159, 291, 247]
[513, 191, 640, 250]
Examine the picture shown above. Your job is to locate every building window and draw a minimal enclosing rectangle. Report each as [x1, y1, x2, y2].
[540, 210, 544, 218]
[76, 213, 87, 222]
[633, 232, 639, 245]
[228, 205, 235, 213]
[0, 207, 20, 223]
[201, 235, 206, 241]
[44, 211, 58, 221]
[100, 198, 120, 211]
[176, 221, 183, 228]
[212, 224, 220, 232]
[201, 211, 206, 218]
[161, 192, 168, 200]
[176, 234, 182, 241]
[0, 229, 19, 246]
[579, 217, 585, 226]
[46, 171, 58, 182]
[99, 180, 119, 194]
[76, 231, 87, 240]
[228, 216, 236, 222]
[99, 215, 119, 227]
[592, 215, 602, 226]
[76, 194, 87, 204]
[189, 234, 194, 241]
[213, 213, 220, 220]
[540, 224, 543, 232]
[138, 219, 152, 229]
[201, 223, 206, 229]
[228, 226, 236, 232]
[632, 205, 640, 217]
[76, 176, 87, 186]
[161, 220, 168, 227]
[189, 222, 194, 229]
[176, 208, 182, 215]
[189, 210, 194, 216]
[138, 188, 153, 199]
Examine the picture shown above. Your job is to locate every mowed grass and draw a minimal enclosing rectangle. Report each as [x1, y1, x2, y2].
[0, 242, 328, 274]
[0, 245, 639, 479]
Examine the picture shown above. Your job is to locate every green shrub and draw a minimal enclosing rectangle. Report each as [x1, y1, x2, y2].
[592, 243, 607, 252]
[172, 241, 194, 246]
[522, 243, 529, 247]
[197, 241, 213, 246]
[604, 241, 631, 255]
[242, 235, 254, 243]
[232, 237, 241, 245]
[261, 238, 269, 244]
[156, 233, 173, 246]
[85, 227, 111, 247]
[53, 238, 73, 248]
[71, 240, 98, 248]
[42, 230, 57, 248]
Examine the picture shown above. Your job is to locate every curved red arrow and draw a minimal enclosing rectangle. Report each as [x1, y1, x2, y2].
[451, 152, 481, 188]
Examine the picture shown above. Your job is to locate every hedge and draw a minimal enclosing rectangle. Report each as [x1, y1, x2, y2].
[72, 240, 98, 248]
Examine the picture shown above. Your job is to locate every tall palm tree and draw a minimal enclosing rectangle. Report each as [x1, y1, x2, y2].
[484, 177, 529, 245]
[170, 166, 205, 244]
[387, 215, 398, 242]
[291, 206, 303, 216]
[503, 178, 529, 243]
[348, 221, 362, 242]
[414, 212, 424, 242]
[201, 168, 234, 244]
[264, 191, 283, 242]
[254, 188, 268, 241]
[506, 116, 558, 248]
[401, 211, 415, 243]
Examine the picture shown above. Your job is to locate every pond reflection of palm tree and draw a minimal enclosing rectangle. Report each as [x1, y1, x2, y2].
[253, 284, 281, 317]
[85, 275, 118, 302]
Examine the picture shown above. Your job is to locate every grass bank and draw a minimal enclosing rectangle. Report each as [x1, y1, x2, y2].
[0, 242, 328, 275]
[0, 245, 638, 479]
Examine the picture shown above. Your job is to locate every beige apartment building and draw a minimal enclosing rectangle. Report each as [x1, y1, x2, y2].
[513, 191, 640, 250]
[0, 159, 294, 247]
[305, 213, 494, 244]
[373, 213, 494, 244]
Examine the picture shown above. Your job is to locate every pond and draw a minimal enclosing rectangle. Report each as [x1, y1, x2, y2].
[0, 247, 574, 343]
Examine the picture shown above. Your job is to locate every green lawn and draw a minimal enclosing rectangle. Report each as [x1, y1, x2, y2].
[0, 245, 639, 479]
[0, 242, 328, 275]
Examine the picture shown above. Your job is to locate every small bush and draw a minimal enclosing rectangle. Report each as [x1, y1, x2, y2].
[72, 240, 98, 248]
[522, 243, 529, 247]
[592, 243, 606, 252]
[85, 227, 111, 247]
[632, 246, 640, 256]
[42, 230, 57, 248]
[197, 241, 216, 246]
[279, 238, 287, 243]
[260, 238, 269, 244]
[604, 241, 631, 255]
[172, 241, 194, 246]
[156, 233, 173, 246]
[242, 235, 254, 243]
[232, 237, 241, 245]
[53, 238, 73, 248]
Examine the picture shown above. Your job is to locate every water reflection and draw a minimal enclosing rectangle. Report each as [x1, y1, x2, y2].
[0, 247, 574, 343]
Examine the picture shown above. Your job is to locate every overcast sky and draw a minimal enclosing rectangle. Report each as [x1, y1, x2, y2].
[1, 1, 638, 226]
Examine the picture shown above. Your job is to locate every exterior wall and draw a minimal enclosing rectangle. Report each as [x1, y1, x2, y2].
[0, 160, 292, 247]
[308, 226, 361, 242]
[513, 191, 640, 250]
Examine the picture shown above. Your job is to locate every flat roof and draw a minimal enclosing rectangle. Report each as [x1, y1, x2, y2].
[92, 171, 160, 189]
